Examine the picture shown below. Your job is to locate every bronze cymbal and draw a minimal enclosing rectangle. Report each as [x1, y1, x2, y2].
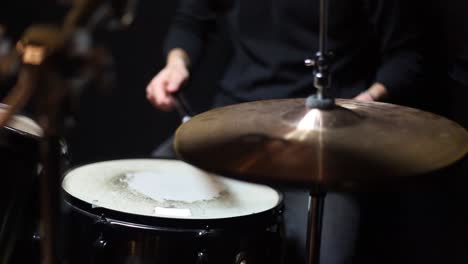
[174, 99, 468, 190]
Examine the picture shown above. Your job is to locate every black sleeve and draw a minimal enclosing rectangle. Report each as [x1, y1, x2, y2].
[447, 0, 468, 86]
[163, 0, 219, 68]
[368, 0, 424, 98]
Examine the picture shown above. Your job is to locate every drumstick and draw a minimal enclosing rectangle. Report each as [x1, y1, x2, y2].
[173, 89, 193, 123]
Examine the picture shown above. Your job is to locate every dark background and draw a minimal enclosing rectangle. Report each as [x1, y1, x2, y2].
[66, 0, 230, 165]
[0, 0, 466, 166]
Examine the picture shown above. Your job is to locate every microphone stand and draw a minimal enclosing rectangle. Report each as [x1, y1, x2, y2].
[14, 35, 68, 264]
[7, 1, 139, 263]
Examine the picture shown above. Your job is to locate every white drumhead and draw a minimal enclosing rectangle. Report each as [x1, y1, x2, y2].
[62, 159, 281, 219]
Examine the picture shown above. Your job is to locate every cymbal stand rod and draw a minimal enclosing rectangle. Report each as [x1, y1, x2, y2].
[314, 0, 330, 99]
[306, 191, 326, 264]
[318, 0, 328, 59]
[305, 0, 334, 109]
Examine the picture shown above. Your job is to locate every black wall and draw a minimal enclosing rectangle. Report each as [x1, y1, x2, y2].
[67, 0, 233, 166]
[67, 0, 181, 165]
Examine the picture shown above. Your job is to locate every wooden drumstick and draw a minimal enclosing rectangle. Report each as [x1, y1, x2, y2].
[173, 90, 194, 123]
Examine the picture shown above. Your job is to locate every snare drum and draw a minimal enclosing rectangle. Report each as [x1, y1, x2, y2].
[0, 109, 42, 263]
[63, 159, 284, 264]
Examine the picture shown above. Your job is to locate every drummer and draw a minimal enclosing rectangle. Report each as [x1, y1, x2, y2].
[146, 0, 424, 263]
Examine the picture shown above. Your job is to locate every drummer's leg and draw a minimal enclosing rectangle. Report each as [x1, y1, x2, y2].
[282, 190, 361, 264]
[350, 177, 462, 264]
[283, 189, 446, 264]
[321, 193, 361, 264]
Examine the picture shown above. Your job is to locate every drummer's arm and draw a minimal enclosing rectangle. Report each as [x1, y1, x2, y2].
[359, 0, 424, 102]
[355, 82, 388, 102]
[163, 0, 218, 69]
[146, 0, 217, 111]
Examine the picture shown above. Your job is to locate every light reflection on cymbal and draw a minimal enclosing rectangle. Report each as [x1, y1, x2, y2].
[285, 108, 325, 181]
[285, 109, 322, 140]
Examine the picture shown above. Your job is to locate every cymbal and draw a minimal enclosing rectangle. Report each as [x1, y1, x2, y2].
[174, 99, 468, 190]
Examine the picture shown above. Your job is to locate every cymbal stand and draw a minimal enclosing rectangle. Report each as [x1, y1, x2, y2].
[304, 0, 332, 263]
[306, 188, 326, 264]
[9, 1, 139, 263]
[305, 0, 334, 109]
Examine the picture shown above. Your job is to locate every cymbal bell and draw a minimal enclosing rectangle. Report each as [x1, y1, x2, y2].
[174, 99, 468, 190]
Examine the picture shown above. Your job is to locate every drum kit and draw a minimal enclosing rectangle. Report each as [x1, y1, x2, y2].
[0, 1, 467, 264]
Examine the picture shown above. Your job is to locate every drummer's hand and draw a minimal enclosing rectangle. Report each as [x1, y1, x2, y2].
[146, 49, 190, 111]
[354, 82, 388, 102]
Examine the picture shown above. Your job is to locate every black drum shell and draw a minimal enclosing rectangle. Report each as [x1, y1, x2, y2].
[0, 124, 41, 263]
[64, 192, 284, 264]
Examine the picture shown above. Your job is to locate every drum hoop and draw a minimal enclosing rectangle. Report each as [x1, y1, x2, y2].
[64, 190, 283, 233]
[3, 124, 41, 140]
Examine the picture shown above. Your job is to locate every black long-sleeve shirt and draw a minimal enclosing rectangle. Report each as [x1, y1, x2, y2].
[165, 0, 423, 102]
[447, 0, 468, 86]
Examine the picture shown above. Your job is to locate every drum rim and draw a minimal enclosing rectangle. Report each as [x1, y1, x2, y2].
[0, 105, 42, 139]
[64, 190, 283, 232]
[63, 158, 284, 230]
[3, 124, 42, 140]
